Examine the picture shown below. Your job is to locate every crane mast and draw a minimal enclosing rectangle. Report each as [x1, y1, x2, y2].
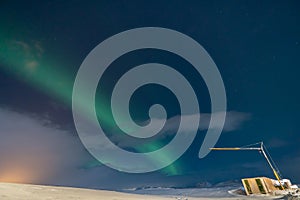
[210, 142, 284, 190]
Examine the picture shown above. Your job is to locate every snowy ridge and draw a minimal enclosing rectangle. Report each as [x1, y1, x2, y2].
[122, 180, 243, 198]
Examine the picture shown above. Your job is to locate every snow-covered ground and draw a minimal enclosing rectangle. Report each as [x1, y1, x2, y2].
[123, 181, 243, 198]
[0, 182, 245, 200]
[122, 181, 300, 199]
[124, 186, 240, 198]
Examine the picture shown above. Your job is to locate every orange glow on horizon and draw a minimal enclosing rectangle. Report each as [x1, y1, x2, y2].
[0, 167, 34, 183]
[0, 154, 58, 184]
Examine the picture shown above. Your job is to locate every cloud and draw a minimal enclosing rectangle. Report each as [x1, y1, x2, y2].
[11, 40, 44, 56]
[220, 111, 251, 131]
[94, 111, 251, 150]
[166, 111, 251, 132]
[0, 108, 171, 189]
[0, 108, 92, 185]
[109, 111, 251, 148]
[265, 138, 290, 148]
[0, 108, 252, 188]
[10, 40, 44, 71]
[0, 108, 154, 189]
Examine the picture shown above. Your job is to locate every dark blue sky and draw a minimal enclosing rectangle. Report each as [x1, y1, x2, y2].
[0, 1, 299, 189]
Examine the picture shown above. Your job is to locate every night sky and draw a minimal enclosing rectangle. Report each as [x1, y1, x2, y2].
[0, 1, 300, 189]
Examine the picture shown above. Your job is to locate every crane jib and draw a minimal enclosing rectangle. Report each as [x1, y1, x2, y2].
[210, 142, 285, 190]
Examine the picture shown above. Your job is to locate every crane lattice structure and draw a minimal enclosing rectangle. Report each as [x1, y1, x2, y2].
[210, 141, 284, 190]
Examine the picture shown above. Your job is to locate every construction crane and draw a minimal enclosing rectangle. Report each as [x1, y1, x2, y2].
[210, 141, 285, 190]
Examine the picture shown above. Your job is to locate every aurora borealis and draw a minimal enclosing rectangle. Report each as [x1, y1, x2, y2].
[0, 1, 300, 189]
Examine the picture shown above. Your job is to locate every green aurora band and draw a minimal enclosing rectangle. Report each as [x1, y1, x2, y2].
[0, 37, 181, 175]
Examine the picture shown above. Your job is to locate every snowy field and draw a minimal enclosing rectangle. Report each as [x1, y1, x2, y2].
[1, 182, 297, 200]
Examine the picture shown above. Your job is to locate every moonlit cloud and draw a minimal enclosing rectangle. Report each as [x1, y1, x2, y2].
[0, 108, 189, 189]
[107, 111, 251, 148]
[0, 108, 91, 184]
[165, 111, 251, 132]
